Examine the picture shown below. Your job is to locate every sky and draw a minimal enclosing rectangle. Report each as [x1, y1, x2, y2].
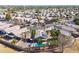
[0, 0, 79, 5]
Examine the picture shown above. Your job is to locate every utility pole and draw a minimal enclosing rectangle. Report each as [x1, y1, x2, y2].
[24, 5, 25, 14]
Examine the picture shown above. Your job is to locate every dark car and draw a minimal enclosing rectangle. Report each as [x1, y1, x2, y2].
[71, 33, 79, 38]
[3, 35, 13, 40]
[8, 33, 21, 40]
[14, 36, 21, 40]
[0, 30, 6, 35]
[8, 33, 15, 36]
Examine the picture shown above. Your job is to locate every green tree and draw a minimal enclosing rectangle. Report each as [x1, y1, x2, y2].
[47, 37, 59, 46]
[47, 29, 60, 46]
[10, 8, 16, 13]
[11, 39, 17, 45]
[73, 18, 79, 25]
[31, 29, 36, 39]
[51, 17, 59, 22]
[5, 13, 12, 21]
[35, 9, 41, 13]
[46, 30, 50, 35]
[50, 29, 60, 37]
[5, 8, 12, 21]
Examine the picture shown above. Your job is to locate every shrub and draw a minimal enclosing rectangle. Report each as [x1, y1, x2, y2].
[73, 18, 79, 25]
[11, 39, 17, 45]
[47, 38, 59, 46]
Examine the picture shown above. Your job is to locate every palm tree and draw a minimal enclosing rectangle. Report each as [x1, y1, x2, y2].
[21, 32, 27, 39]
[5, 9, 12, 21]
[31, 28, 36, 39]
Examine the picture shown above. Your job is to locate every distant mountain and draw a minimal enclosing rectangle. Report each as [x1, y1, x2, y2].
[0, 5, 79, 9]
